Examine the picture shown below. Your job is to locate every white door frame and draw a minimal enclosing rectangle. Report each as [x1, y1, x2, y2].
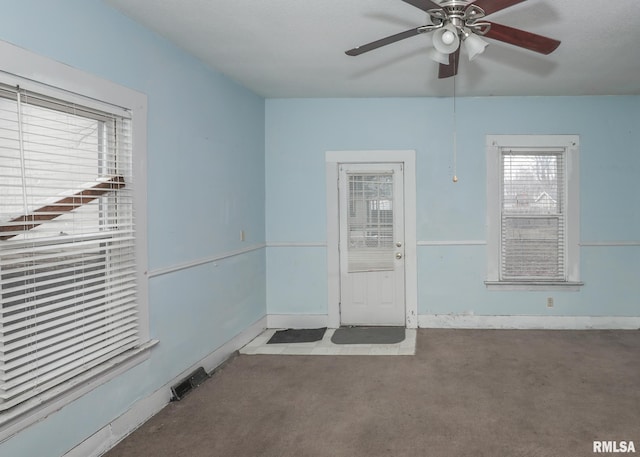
[326, 150, 417, 328]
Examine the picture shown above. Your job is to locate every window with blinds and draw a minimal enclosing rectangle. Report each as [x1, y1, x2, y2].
[501, 151, 565, 280]
[0, 84, 140, 412]
[347, 172, 394, 272]
[486, 135, 580, 290]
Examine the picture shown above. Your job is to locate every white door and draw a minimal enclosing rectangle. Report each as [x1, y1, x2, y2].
[338, 163, 405, 326]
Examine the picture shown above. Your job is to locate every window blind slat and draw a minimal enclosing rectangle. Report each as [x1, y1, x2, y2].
[1, 288, 138, 336]
[1, 282, 137, 326]
[2, 317, 139, 372]
[1, 254, 112, 290]
[0, 316, 139, 369]
[0, 233, 136, 259]
[0, 337, 139, 409]
[1, 319, 139, 379]
[2, 300, 138, 350]
[0, 264, 135, 298]
[0, 333, 140, 400]
[0, 258, 137, 288]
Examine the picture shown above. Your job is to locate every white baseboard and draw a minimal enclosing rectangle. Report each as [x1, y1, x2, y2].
[65, 316, 267, 457]
[267, 314, 329, 329]
[419, 314, 640, 330]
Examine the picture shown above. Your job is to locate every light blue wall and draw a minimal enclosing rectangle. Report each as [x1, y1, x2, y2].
[266, 96, 640, 317]
[267, 247, 327, 315]
[0, 1, 265, 456]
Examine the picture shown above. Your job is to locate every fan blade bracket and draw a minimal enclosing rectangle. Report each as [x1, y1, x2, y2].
[467, 21, 491, 36]
[427, 8, 447, 25]
[464, 4, 486, 23]
[418, 24, 442, 34]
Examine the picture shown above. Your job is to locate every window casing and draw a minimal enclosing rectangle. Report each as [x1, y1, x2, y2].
[486, 135, 582, 290]
[0, 39, 151, 436]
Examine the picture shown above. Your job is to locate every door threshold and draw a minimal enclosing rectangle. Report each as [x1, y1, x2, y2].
[240, 328, 416, 356]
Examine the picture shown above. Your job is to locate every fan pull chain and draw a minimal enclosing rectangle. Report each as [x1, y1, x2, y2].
[452, 69, 458, 183]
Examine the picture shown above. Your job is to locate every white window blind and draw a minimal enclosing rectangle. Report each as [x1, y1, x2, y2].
[0, 84, 140, 411]
[501, 150, 565, 280]
[347, 172, 394, 272]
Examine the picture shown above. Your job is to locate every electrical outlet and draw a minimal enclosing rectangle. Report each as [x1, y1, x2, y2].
[547, 297, 554, 308]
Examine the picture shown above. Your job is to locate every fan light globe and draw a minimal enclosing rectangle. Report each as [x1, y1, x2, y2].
[433, 24, 460, 55]
[463, 32, 489, 61]
[426, 48, 450, 65]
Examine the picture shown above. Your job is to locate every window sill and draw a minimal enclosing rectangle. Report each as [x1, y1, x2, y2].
[485, 281, 584, 291]
[0, 339, 158, 443]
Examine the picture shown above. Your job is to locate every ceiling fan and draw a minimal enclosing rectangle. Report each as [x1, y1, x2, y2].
[345, 0, 561, 78]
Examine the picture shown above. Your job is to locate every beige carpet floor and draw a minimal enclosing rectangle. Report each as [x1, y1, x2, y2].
[104, 329, 640, 457]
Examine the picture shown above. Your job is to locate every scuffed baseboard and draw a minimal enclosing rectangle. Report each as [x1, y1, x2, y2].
[267, 314, 329, 329]
[419, 314, 640, 330]
[260, 314, 640, 330]
[65, 316, 267, 457]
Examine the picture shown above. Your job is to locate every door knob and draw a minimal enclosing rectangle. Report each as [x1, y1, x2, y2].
[396, 252, 403, 259]
[396, 241, 402, 248]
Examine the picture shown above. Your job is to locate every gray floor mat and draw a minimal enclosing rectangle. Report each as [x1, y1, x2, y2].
[267, 327, 327, 344]
[331, 327, 405, 344]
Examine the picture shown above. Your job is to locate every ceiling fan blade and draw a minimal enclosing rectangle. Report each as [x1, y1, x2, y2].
[401, 0, 442, 13]
[484, 21, 560, 54]
[471, 0, 527, 16]
[345, 27, 425, 56]
[438, 47, 460, 79]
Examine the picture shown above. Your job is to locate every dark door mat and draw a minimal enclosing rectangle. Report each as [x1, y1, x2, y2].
[267, 327, 327, 344]
[331, 327, 405, 345]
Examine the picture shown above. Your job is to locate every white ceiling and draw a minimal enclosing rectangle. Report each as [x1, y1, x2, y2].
[105, 0, 640, 98]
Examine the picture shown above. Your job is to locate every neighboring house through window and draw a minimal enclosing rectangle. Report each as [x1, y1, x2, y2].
[486, 135, 582, 290]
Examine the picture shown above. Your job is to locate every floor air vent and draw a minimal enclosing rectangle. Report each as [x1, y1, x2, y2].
[170, 367, 209, 401]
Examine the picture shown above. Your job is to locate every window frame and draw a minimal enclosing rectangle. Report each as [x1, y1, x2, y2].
[0, 40, 154, 440]
[485, 135, 582, 291]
